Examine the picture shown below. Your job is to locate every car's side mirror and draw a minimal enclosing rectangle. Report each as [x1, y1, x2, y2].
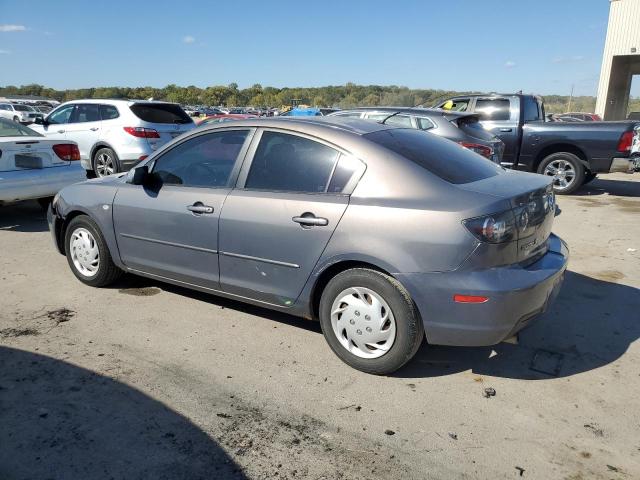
[127, 165, 149, 185]
[34, 117, 46, 125]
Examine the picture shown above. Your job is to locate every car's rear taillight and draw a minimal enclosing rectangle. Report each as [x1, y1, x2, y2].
[459, 142, 493, 159]
[123, 126, 160, 138]
[617, 131, 635, 153]
[52, 143, 80, 161]
[463, 210, 516, 243]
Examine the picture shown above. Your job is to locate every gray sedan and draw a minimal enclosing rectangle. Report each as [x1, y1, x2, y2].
[48, 117, 568, 374]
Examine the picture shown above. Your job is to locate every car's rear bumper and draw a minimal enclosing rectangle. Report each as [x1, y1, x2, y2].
[0, 163, 86, 204]
[396, 233, 569, 346]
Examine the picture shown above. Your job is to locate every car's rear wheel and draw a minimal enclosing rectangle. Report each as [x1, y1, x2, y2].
[319, 268, 424, 375]
[537, 152, 585, 195]
[64, 215, 123, 287]
[93, 147, 120, 178]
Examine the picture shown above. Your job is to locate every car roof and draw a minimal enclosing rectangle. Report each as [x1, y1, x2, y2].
[335, 106, 476, 120]
[60, 99, 180, 106]
[197, 116, 397, 136]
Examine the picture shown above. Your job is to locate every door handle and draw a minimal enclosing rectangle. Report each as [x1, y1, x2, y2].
[57, 129, 65, 134]
[187, 203, 214, 214]
[292, 213, 329, 227]
[499, 128, 513, 132]
[90, 127, 99, 131]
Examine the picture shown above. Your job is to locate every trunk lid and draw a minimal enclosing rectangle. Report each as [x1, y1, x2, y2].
[0, 138, 71, 172]
[458, 170, 556, 264]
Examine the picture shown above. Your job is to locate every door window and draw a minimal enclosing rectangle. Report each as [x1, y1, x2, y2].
[152, 130, 249, 188]
[71, 104, 101, 123]
[244, 131, 340, 193]
[416, 117, 435, 130]
[475, 99, 511, 121]
[47, 105, 75, 124]
[100, 104, 120, 120]
[384, 115, 413, 128]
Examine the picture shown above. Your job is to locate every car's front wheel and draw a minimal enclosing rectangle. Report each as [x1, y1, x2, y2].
[64, 215, 123, 287]
[319, 268, 424, 375]
[93, 147, 120, 177]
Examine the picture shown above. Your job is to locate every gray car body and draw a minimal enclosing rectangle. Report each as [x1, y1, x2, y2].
[48, 117, 568, 346]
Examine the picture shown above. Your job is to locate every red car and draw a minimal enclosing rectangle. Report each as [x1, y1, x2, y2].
[197, 114, 258, 126]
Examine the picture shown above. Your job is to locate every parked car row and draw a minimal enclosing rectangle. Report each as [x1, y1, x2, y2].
[0, 102, 44, 124]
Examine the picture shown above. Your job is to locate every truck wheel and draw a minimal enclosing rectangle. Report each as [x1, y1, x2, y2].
[319, 268, 424, 375]
[537, 152, 585, 195]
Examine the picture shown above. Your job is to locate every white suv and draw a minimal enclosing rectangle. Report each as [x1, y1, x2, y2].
[30, 99, 195, 177]
[0, 103, 44, 124]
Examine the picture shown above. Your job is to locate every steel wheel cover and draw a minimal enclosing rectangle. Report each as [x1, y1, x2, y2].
[70, 227, 100, 277]
[543, 159, 576, 191]
[330, 286, 396, 359]
[95, 153, 115, 177]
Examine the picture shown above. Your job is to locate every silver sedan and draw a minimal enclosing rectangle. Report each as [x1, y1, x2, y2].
[48, 117, 568, 374]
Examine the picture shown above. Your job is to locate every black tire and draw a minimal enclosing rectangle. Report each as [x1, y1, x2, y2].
[537, 152, 585, 195]
[64, 215, 123, 287]
[93, 147, 120, 178]
[583, 172, 598, 185]
[319, 268, 424, 375]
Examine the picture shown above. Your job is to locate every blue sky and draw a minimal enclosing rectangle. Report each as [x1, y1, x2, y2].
[1, 0, 635, 96]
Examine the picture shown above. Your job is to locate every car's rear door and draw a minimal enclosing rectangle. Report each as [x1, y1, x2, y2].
[471, 96, 520, 168]
[218, 129, 364, 306]
[112, 128, 254, 289]
[64, 104, 102, 162]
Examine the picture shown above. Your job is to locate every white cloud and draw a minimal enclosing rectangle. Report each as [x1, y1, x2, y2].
[0, 24, 26, 32]
[504, 61, 517, 68]
[182, 35, 195, 44]
[0, 49, 10, 54]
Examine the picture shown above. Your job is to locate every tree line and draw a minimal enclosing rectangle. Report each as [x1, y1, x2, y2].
[1, 82, 638, 114]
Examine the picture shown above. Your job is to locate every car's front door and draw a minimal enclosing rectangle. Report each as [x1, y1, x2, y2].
[112, 128, 253, 289]
[472, 97, 520, 168]
[219, 129, 361, 306]
[35, 104, 76, 141]
[65, 103, 102, 162]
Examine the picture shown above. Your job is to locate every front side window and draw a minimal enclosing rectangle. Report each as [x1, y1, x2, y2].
[245, 131, 340, 193]
[72, 104, 101, 123]
[47, 105, 75, 124]
[152, 130, 249, 188]
[475, 98, 511, 121]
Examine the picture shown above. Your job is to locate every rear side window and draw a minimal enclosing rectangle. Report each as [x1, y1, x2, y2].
[100, 104, 120, 120]
[153, 130, 249, 188]
[416, 117, 435, 130]
[327, 155, 363, 193]
[72, 104, 100, 123]
[130, 103, 192, 124]
[365, 128, 502, 184]
[475, 99, 511, 121]
[523, 96, 542, 122]
[245, 131, 340, 193]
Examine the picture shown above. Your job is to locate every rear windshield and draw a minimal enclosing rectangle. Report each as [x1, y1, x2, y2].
[365, 128, 502, 184]
[129, 103, 192, 124]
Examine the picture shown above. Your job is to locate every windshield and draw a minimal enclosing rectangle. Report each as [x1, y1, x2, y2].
[365, 128, 502, 184]
[129, 103, 193, 124]
[0, 118, 42, 137]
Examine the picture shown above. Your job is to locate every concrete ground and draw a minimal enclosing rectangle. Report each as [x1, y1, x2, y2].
[0, 173, 639, 480]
